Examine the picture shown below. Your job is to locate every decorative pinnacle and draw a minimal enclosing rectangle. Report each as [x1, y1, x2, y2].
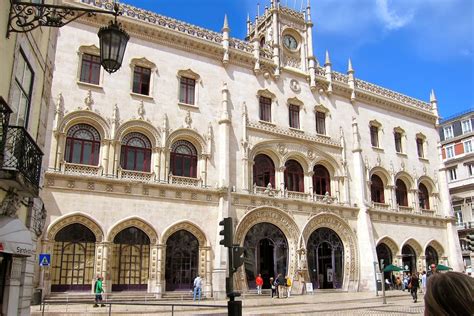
[325, 50, 331, 65]
[222, 14, 229, 31]
[430, 89, 437, 102]
[347, 58, 354, 74]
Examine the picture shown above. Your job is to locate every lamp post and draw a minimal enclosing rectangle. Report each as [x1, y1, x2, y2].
[7, 0, 129, 73]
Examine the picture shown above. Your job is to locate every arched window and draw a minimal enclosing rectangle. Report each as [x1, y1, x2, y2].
[112, 227, 150, 291]
[418, 183, 430, 209]
[313, 165, 330, 195]
[253, 154, 275, 188]
[120, 133, 152, 172]
[51, 223, 96, 292]
[371, 174, 385, 203]
[65, 124, 101, 165]
[425, 246, 438, 267]
[396, 179, 408, 207]
[284, 160, 304, 192]
[170, 140, 198, 178]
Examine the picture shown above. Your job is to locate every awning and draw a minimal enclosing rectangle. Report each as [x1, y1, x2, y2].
[0, 216, 34, 256]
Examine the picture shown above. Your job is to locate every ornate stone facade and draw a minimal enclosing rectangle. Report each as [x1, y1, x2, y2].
[36, 0, 462, 299]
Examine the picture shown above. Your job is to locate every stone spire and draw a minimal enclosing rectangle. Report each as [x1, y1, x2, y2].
[306, 0, 316, 90]
[430, 89, 439, 123]
[325, 51, 333, 94]
[347, 59, 356, 103]
[222, 14, 230, 65]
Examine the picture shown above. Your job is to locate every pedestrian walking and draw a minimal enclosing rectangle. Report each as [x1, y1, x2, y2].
[426, 264, 437, 279]
[255, 274, 263, 295]
[193, 275, 203, 301]
[409, 272, 419, 303]
[270, 277, 276, 298]
[277, 273, 285, 298]
[420, 271, 427, 293]
[286, 275, 292, 298]
[93, 275, 105, 307]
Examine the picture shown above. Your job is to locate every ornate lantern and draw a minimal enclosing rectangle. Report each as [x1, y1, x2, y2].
[98, 18, 129, 74]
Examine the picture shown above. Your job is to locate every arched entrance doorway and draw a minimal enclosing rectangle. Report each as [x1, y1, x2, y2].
[425, 246, 438, 268]
[51, 223, 96, 292]
[112, 227, 150, 291]
[243, 223, 288, 289]
[165, 230, 199, 291]
[307, 228, 344, 289]
[376, 243, 393, 280]
[402, 245, 417, 272]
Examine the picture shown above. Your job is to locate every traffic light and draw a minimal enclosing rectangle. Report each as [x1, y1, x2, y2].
[467, 234, 474, 251]
[231, 246, 245, 272]
[219, 217, 233, 247]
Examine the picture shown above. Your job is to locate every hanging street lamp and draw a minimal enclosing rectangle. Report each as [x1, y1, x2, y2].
[7, 0, 129, 73]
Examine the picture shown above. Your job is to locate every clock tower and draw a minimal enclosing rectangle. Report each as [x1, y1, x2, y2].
[246, 0, 317, 88]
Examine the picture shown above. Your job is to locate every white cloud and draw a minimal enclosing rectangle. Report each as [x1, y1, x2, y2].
[375, 0, 414, 30]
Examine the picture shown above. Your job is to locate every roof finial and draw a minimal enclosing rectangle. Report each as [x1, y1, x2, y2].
[222, 14, 229, 31]
[430, 89, 437, 102]
[347, 58, 354, 74]
[325, 50, 331, 65]
[257, 2, 260, 17]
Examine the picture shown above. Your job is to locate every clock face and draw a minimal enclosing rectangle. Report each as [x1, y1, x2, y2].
[283, 34, 298, 50]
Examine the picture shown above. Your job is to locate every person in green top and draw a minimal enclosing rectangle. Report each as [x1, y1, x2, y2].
[93, 276, 105, 307]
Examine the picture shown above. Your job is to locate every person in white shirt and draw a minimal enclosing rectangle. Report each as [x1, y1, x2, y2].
[193, 275, 203, 301]
[421, 271, 427, 293]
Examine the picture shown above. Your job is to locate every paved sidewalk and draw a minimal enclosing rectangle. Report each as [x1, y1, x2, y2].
[31, 290, 424, 315]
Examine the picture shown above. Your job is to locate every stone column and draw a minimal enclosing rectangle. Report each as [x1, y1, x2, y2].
[411, 189, 419, 213]
[153, 147, 161, 181]
[55, 132, 66, 171]
[305, 171, 314, 196]
[155, 244, 165, 297]
[149, 245, 159, 293]
[95, 242, 111, 293]
[102, 139, 111, 176]
[419, 255, 426, 273]
[387, 185, 397, 210]
[4, 257, 23, 316]
[351, 118, 377, 291]
[277, 166, 286, 194]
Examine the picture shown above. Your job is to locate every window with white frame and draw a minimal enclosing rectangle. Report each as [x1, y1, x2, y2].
[444, 125, 454, 139]
[454, 206, 462, 225]
[461, 119, 472, 134]
[448, 167, 457, 181]
[10, 49, 34, 128]
[464, 140, 473, 153]
[130, 57, 156, 97]
[177, 69, 200, 107]
[445, 145, 455, 158]
[468, 163, 474, 177]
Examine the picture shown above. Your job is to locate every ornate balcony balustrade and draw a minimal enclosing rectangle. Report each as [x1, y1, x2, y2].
[371, 202, 390, 211]
[169, 174, 202, 187]
[1, 125, 43, 195]
[118, 168, 154, 182]
[62, 162, 103, 177]
[398, 205, 414, 214]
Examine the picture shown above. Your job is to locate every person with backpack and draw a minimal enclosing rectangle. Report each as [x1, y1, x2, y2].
[286, 275, 292, 298]
[93, 276, 105, 307]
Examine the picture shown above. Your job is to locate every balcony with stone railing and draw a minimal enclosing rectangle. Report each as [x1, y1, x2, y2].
[62, 162, 103, 177]
[371, 202, 391, 211]
[118, 168, 155, 182]
[169, 174, 202, 187]
[420, 208, 436, 217]
[398, 205, 414, 214]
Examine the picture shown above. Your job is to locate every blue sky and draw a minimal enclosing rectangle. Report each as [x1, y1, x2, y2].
[122, 0, 473, 119]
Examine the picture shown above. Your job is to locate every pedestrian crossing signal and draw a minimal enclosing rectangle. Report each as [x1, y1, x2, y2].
[39, 254, 51, 267]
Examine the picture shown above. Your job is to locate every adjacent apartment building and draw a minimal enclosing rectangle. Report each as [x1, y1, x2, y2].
[439, 109, 474, 272]
[0, 1, 58, 315]
[37, 0, 462, 299]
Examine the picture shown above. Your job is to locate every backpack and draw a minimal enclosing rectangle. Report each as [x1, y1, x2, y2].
[287, 278, 292, 286]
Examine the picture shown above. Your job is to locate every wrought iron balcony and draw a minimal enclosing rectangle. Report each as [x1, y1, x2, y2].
[0, 98, 43, 196]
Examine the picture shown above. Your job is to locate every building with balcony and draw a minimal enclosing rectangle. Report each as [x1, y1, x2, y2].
[0, 1, 58, 314]
[439, 109, 474, 272]
[37, 0, 463, 299]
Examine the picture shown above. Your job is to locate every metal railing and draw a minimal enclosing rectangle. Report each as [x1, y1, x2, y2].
[39, 300, 226, 316]
[0, 97, 12, 166]
[2, 125, 43, 187]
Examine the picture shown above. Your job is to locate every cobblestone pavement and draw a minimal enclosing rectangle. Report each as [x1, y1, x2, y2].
[31, 290, 424, 315]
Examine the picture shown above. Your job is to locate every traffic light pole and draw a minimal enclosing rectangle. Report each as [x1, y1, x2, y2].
[219, 217, 242, 316]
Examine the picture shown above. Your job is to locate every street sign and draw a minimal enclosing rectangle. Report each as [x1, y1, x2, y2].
[39, 253, 51, 267]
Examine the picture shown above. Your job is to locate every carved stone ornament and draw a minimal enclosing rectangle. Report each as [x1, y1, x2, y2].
[84, 90, 94, 110]
[290, 79, 300, 93]
[307, 149, 315, 160]
[0, 190, 21, 218]
[138, 100, 145, 120]
[31, 198, 47, 237]
[277, 143, 287, 155]
[184, 110, 192, 128]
